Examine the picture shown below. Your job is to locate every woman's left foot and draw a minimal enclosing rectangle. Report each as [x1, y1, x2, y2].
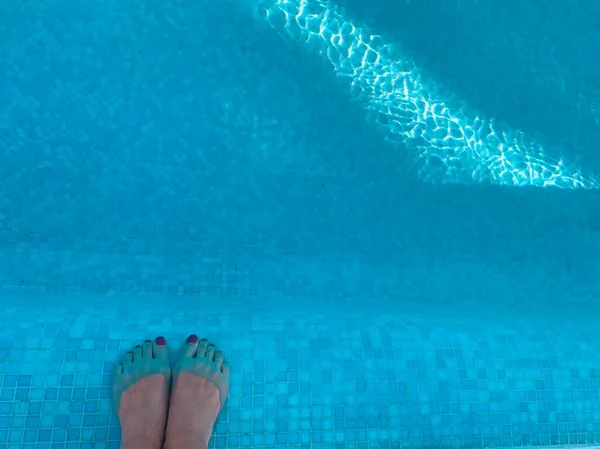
[113, 337, 171, 449]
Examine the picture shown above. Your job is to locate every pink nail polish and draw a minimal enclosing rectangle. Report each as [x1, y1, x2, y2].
[187, 334, 199, 343]
[156, 336, 166, 346]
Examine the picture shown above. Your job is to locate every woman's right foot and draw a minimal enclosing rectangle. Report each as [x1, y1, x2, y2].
[164, 335, 231, 449]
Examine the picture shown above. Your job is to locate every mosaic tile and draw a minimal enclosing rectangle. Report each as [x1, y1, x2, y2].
[1, 298, 600, 448]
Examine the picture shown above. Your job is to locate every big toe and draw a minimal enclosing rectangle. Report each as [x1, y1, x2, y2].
[153, 336, 169, 362]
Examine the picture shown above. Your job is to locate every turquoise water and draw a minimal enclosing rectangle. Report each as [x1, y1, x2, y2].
[1, 0, 600, 448]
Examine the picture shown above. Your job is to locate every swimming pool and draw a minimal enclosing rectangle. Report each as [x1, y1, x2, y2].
[1, 0, 600, 447]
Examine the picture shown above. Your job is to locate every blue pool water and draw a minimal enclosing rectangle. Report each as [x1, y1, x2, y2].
[1, 0, 600, 447]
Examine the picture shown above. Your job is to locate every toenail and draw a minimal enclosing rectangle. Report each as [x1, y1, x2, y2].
[156, 336, 166, 346]
[187, 334, 199, 343]
[135, 345, 141, 349]
[144, 339, 152, 343]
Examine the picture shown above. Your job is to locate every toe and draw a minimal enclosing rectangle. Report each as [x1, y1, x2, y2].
[180, 334, 200, 359]
[205, 344, 216, 361]
[113, 361, 125, 380]
[153, 336, 168, 361]
[196, 338, 209, 358]
[123, 350, 134, 370]
[133, 344, 143, 361]
[221, 361, 231, 377]
[214, 351, 224, 366]
[142, 340, 154, 359]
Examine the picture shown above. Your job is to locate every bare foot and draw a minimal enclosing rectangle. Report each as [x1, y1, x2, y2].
[113, 337, 171, 449]
[164, 335, 231, 449]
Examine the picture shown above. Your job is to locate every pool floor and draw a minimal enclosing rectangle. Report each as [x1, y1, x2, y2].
[3, 295, 600, 449]
[1, 233, 600, 448]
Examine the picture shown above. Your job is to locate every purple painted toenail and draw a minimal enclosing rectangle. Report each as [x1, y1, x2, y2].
[187, 334, 199, 343]
[135, 345, 141, 349]
[156, 336, 166, 346]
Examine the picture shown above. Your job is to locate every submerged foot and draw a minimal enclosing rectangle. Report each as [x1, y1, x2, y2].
[165, 335, 231, 449]
[113, 337, 171, 449]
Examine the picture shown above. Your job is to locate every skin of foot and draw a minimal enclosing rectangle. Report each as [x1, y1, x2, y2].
[113, 337, 171, 449]
[164, 335, 231, 449]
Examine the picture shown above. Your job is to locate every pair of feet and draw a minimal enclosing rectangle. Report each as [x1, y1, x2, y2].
[113, 335, 230, 449]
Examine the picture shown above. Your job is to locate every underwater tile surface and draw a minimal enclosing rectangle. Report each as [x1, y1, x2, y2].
[1, 284, 600, 449]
